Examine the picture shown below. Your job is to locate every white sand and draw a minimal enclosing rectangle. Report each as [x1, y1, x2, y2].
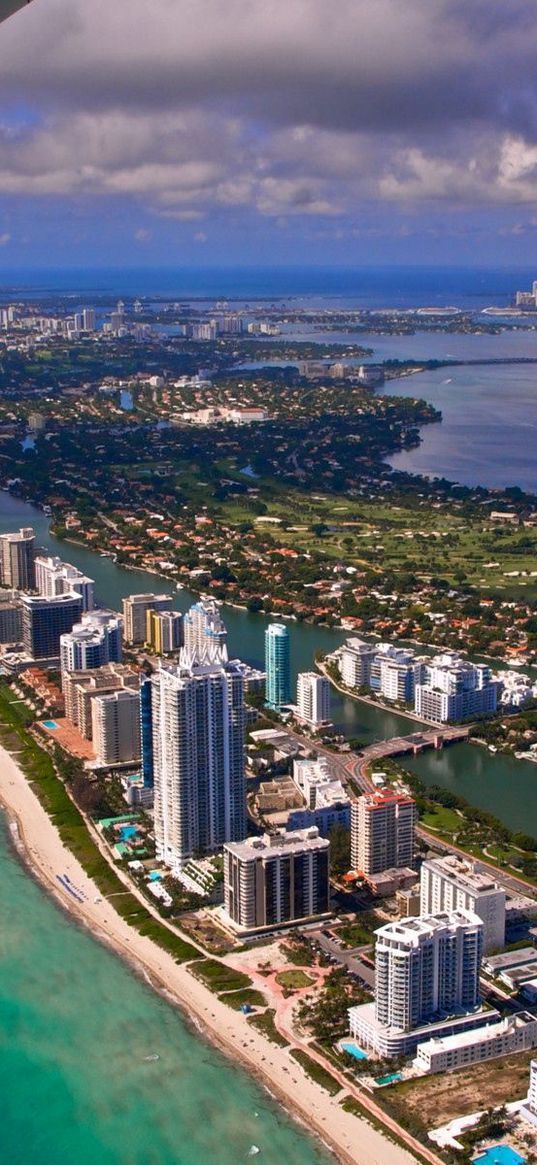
[0, 743, 432, 1165]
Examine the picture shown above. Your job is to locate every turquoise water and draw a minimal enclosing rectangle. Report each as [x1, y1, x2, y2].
[340, 1042, 368, 1061]
[0, 818, 332, 1165]
[375, 1073, 402, 1086]
[42, 720, 59, 730]
[475, 1148, 525, 1165]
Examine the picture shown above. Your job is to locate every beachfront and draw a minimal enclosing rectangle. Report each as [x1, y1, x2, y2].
[0, 741, 423, 1165]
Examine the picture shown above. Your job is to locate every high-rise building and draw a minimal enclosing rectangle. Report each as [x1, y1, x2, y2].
[152, 657, 246, 872]
[351, 790, 417, 876]
[122, 593, 173, 644]
[349, 910, 484, 1057]
[182, 599, 227, 662]
[265, 623, 291, 710]
[60, 611, 123, 678]
[375, 912, 483, 1031]
[419, 855, 505, 954]
[0, 591, 22, 642]
[0, 527, 35, 590]
[35, 554, 95, 611]
[21, 593, 83, 660]
[339, 638, 377, 688]
[223, 828, 330, 933]
[63, 663, 139, 737]
[140, 673, 154, 788]
[91, 689, 141, 767]
[82, 308, 96, 332]
[296, 672, 330, 726]
[145, 609, 183, 655]
[415, 653, 498, 722]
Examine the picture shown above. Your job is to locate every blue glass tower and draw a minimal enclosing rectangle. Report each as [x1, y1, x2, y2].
[265, 623, 291, 710]
[140, 674, 154, 788]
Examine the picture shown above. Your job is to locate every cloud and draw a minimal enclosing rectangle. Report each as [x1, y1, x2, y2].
[0, 233, 11, 246]
[2, 0, 537, 227]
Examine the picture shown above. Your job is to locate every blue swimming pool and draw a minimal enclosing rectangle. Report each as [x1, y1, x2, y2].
[475, 1147, 525, 1165]
[149, 871, 163, 882]
[42, 720, 59, 730]
[340, 1041, 368, 1061]
[376, 1072, 402, 1086]
[119, 825, 138, 842]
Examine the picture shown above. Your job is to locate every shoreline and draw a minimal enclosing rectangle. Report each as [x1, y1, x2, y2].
[0, 742, 421, 1165]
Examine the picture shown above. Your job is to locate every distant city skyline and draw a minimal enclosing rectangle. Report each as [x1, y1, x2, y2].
[2, 1, 537, 268]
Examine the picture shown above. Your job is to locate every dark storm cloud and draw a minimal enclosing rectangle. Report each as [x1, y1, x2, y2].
[1, 0, 537, 215]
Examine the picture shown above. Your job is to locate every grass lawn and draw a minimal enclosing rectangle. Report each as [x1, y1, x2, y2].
[221, 988, 267, 1011]
[189, 959, 252, 993]
[420, 804, 462, 835]
[339, 916, 378, 949]
[275, 970, 314, 990]
[247, 1009, 290, 1047]
[290, 1049, 342, 1095]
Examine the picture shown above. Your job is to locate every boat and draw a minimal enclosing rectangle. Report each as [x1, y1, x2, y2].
[248, 1148, 260, 1157]
[143, 1054, 160, 1062]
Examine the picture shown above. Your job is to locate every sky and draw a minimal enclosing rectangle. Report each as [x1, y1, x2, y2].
[2, 0, 537, 268]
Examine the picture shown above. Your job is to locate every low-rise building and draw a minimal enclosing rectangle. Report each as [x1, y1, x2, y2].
[414, 1011, 537, 1075]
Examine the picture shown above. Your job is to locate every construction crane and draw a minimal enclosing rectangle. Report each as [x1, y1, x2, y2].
[0, 0, 34, 24]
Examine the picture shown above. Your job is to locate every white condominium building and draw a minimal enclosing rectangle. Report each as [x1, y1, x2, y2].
[351, 790, 417, 875]
[375, 911, 483, 1032]
[223, 828, 330, 933]
[420, 854, 505, 954]
[35, 555, 95, 612]
[415, 652, 498, 722]
[91, 688, 141, 767]
[182, 599, 227, 663]
[339, 637, 377, 688]
[60, 611, 123, 678]
[296, 672, 330, 726]
[152, 657, 246, 872]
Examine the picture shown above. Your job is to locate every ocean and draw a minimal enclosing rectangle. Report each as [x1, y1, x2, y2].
[0, 263, 535, 308]
[0, 818, 331, 1165]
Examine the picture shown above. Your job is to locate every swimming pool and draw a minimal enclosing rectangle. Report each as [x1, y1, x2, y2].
[149, 871, 163, 882]
[474, 1147, 525, 1165]
[42, 720, 59, 730]
[119, 825, 138, 842]
[376, 1072, 402, 1086]
[340, 1041, 368, 1061]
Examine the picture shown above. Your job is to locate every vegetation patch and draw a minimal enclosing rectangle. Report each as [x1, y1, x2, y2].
[220, 988, 267, 1011]
[247, 1009, 290, 1047]
[275, 970, 314, 990]
[290, 1048, 341, 1095]
[189, 959, 252, 993]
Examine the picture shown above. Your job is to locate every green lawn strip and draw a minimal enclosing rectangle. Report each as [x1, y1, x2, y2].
[339, 1097, 433, 1165]
[290, 1048, 342, 1095]
[189, 959, 252, 993]
[247, 1009, 290, 1047]
[338, 919, 377, 948]
[275, 970, 314, 989]
[219, 988, 267, 1011]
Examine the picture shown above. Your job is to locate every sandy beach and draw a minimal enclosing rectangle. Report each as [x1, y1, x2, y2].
[0, 742, 427, 1165]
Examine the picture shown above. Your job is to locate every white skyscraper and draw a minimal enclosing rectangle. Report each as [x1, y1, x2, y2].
[182, 599, 227, 662]
[152, 657, 246, 872]
[349, 910, 484, 1056]
[35, 555, 95, 611]
[420, 855, 506, 954]
[296, 672, 331, 726]
[91, 689, 141, 767]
